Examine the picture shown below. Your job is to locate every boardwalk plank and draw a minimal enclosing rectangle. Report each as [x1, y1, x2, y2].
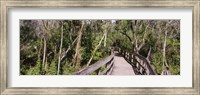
[111, 56, 135, 75]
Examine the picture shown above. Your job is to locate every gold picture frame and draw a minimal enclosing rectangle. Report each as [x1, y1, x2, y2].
[0, 0, 199, 95]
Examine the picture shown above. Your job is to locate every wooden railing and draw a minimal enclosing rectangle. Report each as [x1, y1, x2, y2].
[73, 54, 115, 75]
[117, 47, 157, 75]
[73, 47, 156, 75]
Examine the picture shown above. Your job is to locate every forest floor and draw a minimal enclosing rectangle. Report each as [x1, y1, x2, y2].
[111, 56, 135, 75]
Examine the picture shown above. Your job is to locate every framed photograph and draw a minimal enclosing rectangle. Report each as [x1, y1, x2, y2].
[1, 0, 199, 95]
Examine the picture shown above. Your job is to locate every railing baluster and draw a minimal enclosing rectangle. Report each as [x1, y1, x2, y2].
[140, 67, 143, 74]
[127, 52, 128, 59]
[127, 52, 129, 60]
[136, 62, 139, 68]
[131, 54, 134, 63]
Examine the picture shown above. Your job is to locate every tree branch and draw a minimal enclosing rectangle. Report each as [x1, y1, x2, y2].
[147, 47, 151, 59]
[86, 32, 106, 67]
[60, 37, 78, 62]
[136, 25, 148, 51]
[120, 31, 132, 42]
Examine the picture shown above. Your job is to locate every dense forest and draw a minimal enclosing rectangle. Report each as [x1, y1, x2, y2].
[20, 20, 180, 75]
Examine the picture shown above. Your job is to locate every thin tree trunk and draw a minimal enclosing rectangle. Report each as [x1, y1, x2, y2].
[147, 47, 151, 59]
[86, 33, 106, 67]
[44, 56, 48, 74]
[57, 22, 64, 75]
[38, 38, 43, 71]
[104, 30, 107, 47]
[42, 38, 47, 72]
[163, 30, 169, 67]
[74, 22, 84, 68]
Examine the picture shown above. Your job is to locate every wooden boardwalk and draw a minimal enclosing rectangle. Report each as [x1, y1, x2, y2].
[111, 56, 135, 75]
[74, 48, 157, 75]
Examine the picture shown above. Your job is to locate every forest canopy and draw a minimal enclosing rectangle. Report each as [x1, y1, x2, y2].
[20, 20, 180, 75]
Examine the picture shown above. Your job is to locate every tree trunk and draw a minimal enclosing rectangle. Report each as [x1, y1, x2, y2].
[44, 56, 48, 74]
[74, 22, 84, 68]
[38, 38, 43, 72]
[104, 30, 107, 47]
[42, 38, 47, 73]
[163, 30, 169, 67]
[57, 22, 64, 75]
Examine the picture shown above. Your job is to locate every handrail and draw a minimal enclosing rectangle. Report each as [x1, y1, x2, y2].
[99, 59, 114, 75]
[118, 47, 157, 75]
[73, 47, 157, 75]
[73, 54, 114, 75]
[134, 53, 157, 75]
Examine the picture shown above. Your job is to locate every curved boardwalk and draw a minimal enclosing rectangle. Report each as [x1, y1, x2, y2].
[111, 56, 135, 75]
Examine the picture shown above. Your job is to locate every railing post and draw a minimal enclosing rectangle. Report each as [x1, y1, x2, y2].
[119, 48, 121, 54]
[97, 68, 101, 75]
[125, 52, 127, 59]
[144, 63, 149, 75]
[131, 54, 134, 63]
[112, 49, 114, 55]
[126, 52, 128, 59]
[127, 52, 129, 60]
[129, 53, 132, 62]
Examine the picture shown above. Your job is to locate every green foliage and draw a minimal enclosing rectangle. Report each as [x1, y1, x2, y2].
[166, 37, 180, 75]
[99, 64, 106, 72]
[63, 65, 78, 75]
[20, 63, 27, 75]
[27, 59, 41, 75]
[151, 52, 163, 74]
[47, 60, 57, 75]
[20, 20, 180, 75]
